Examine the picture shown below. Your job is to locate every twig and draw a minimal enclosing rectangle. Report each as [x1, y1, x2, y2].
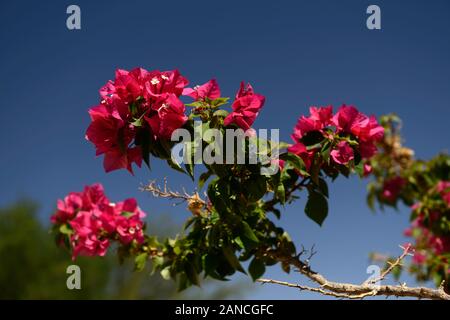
[261, 246, 450, 300]
[367, 243, 413, 285]
[141, 179, 209, 215]
[257, 279, 378, 299]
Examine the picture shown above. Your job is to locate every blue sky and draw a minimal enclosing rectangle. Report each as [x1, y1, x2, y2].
[1, 0, 449, 299]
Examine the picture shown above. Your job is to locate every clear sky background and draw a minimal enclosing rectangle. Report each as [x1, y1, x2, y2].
[1, 0, 449, 299]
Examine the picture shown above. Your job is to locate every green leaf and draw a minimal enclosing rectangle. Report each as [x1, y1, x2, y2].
[321, 141, 331, 164]
[305, 188, 328, 226]
[177, 273, 189, 291]
[281, 261, 291, 273]
[134, 252, 148, 271]
[59, 224, 73, 235]
[135, 129, 151, 168]
[151, 256, 164, 275]
[185, 262, 200, 286]
[120, 211, 135, 218]
[211, 97, 230, 108]
[234, 236, 245, 249]
[167, 158, 186, 174]
[248, 258, 266, 281]
[207, 178, 230, 215]
[301, 131, 325, 146]
[276, 183, 286, 204]
[318, 177, 329, 198]
[130, 117, 143, 127]
[222, 247, 246, 274]
[160, 267, 171, 280]
[354, 161, 364, 177]
[185, 162, 195, 180]
[199, 170, 213, 189]
[245, 175, 268, 202]
[185, 101, 205, 108]
[183, 217, 196, 230]
[280, 153, 309, 176]
[272, 141, 291, 150]
[240, 221, 259, 243]
[213, 109, 229, 117]
[203, 253, 222, 279]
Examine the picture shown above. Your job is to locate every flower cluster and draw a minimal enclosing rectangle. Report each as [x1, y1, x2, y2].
[287, 105, 384, 171]
[86, 70, 265, 174]
[51, 184, 146, 260]
[183, 79, 221, 101]
[381, 176, 407, 202]
[403, 181, 450, 277]
[86, 68, 189, 173]
[223, 82, 265, 131]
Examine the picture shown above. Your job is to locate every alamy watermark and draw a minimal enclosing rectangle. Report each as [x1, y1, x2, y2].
[66, 265, 81, 290]
[170, 121, 281, 175]
[66, 5, 81, 30]
[366, 5, 381, 30]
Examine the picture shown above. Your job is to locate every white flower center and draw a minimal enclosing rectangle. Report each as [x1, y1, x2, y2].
[158, 103, 169, 112]
[151, 77, 160, 85]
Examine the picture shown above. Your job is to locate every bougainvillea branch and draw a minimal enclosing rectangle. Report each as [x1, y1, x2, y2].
[50, 67, 450, 299]
[259, 245, 450, 300]
[366, 114, 450, 291]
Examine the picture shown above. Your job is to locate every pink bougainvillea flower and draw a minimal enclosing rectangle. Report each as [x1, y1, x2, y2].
[89, 68, 191, 174]
[330, 141, 354, 165]
[412, 251, 427, 265]
[99, 68, 151, 107]
[51, 184, 148, 260]
[223, 82, 265, 131]
[116, 215, 145, 245]
[51, 192, 83, 224]
[292, 106, 333, 141]
[85, 104, 130, 154]
[69, 210, 110, 260]
[437, 181, 450, 206]
[146, 94, 188, 140]
[332, 105, 360, 132]
[86, 104, 142, 174]
[113, 68, 147, 103]
[351, 115, 385, 143]
[363, 163, 373, 177]
[115, 199, 146, 244]
[403, 227, 413, 237]
[183, 79, 221, 101]
[103, 147, 142, 174]
[71, 232, 110, 260]
[381, 176, 407, 202]
[437, 181, 450, 193]
[287, 142, 314, 170]
[332, 105, 384, 159]
[115, 198, 147, 219]
[310, 106, 333, 125]
[52, 184, 110, 224]
[81, 183, 109, 210]
[359, 141, 378, 159]
[429, 235, 450, 255]
[144, 69, 189, 102]
[351, 115, 384, 159]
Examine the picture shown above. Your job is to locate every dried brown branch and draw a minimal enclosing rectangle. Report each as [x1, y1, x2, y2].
[369, 244, 413, 285]
[140, 179, 209, 215]
[260, 245, 450, 300]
